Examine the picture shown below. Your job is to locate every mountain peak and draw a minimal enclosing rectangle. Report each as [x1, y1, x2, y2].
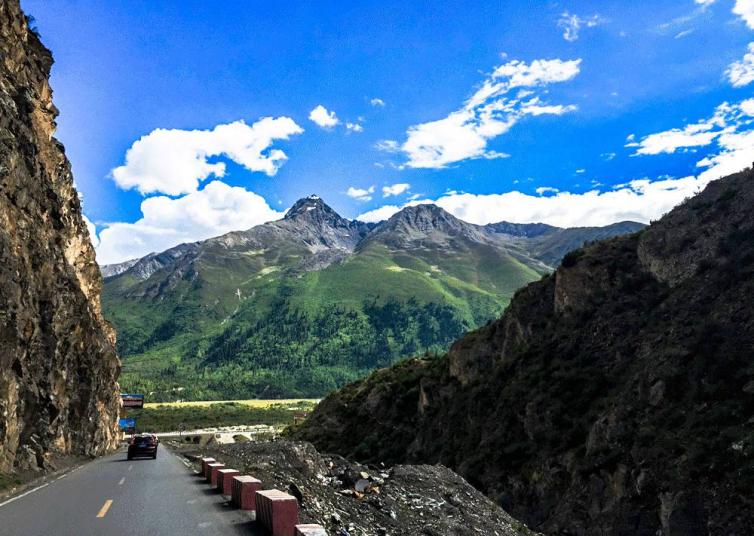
[284, 194, 331, 219]
[387, 203, 466, 230]
[280, 195, 369, 250]
[283, 195, 355, 229]
[365, 203, 492, 247]
[394, 203, 446, 216]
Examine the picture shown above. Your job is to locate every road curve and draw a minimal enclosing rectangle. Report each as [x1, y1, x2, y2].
[0, 446, 260, 535]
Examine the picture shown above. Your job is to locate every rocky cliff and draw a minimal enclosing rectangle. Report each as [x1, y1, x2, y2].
[0, 0, 120, 474]
[295, 168, 754, 535]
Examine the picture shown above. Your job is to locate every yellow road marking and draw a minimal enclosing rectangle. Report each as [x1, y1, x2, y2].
[118, 477, 125, 486]
[96, 499, 113, 518]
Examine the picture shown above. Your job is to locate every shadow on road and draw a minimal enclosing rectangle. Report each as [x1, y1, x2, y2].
[232, 519, 261, 535]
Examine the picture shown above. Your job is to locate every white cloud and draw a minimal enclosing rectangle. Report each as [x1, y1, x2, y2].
[734, 0, 754, 28]
[356, 175, 715, 227]
[628, 123, 721, 155]
[482, 150, 511, 160]
[370, 98, 385, 107]
[375, 139, 400, 152]
[740, 97, 754, 115]
[535, 186, 560, 195]
[356, 204, 406, 222]
[382, 183, 411, 197]
[95, 181, 283, 264]
[656, 2, 713, 34]
[111, 117, 303, 196]
[309, 105, 339, 128]
[628, 99, 754, 165]
[82, 215, 99, 248]
[727, 43, 754, 87]
[695, 128, 754, 180]
[696, 0, 716, 5]
[558, 12, 606, 42]
[487, 58, 582, 93]
[399, 57, 581, 169]
[519, 98, 577, 116]
[630, 95, 754, 181]
[359, 96, 754, 227]
[346, 185, 375, 202]
[346, 122, 364, 133]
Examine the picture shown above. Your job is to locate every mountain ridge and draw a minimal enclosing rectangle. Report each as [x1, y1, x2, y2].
[102, 197, 643, 281]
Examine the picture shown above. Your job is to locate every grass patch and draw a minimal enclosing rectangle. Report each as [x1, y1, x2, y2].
[128, 400, 317, 433]
[0, 473, 22, 492]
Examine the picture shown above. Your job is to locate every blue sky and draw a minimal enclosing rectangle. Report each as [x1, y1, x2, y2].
[22, 0, 754, 263]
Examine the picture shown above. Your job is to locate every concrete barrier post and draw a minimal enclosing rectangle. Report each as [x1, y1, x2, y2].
[231, 475, 262, 510]
[217, 468, 240, 495]
[208, 463, 226, 487]
[295, 524, 328, 536]
[205, 461, 221, 480]
[256, 489, 300, 536]
[200, 457, 216, 477]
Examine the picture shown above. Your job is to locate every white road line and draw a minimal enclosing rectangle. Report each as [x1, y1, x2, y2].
[128, 464, 133, 472]
[118, 477, 125, 486]
[0, 482, 49, 509]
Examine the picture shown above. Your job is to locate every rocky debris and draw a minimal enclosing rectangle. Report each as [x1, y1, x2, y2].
[295, 169, 754, 535]
[0, 0, 120, 474]
[187, 440, 538, 536]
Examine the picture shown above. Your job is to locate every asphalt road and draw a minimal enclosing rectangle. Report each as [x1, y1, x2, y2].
[0, 446, 262, 536]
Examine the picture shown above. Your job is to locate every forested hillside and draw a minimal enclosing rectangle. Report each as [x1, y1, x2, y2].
[103, 196, 642, 400]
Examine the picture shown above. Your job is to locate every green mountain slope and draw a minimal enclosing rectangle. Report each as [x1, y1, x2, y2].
[102, 196, 641, 400]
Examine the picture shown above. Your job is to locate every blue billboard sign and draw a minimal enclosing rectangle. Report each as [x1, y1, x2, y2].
[118, 418, 136, 429]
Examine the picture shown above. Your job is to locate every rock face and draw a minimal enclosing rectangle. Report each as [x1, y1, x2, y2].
[295, 169, 754, 535]
[0, 1, 120, 473]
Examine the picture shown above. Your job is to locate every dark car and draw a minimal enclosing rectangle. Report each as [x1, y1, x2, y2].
[127, 433, 159, 460]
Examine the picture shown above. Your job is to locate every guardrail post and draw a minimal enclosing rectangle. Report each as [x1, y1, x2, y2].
[217, 468, 240, 495]
[208, 463, 226, 487]
[200, 457, 216, 477]
[255, 489, 300, 536]
[231, 475, 262, 510]
[204, 460, 221, 480]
